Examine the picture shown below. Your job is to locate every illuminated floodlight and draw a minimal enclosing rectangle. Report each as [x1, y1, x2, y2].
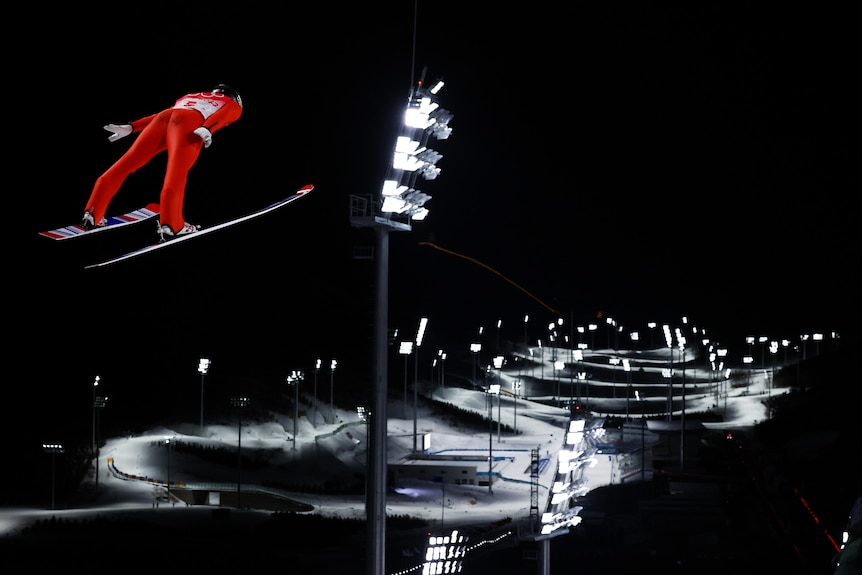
[381, 196, 408, 213]
[569, 419, 586, 433]
[381, 179, 408, 197]
[550, 492, 569, 505]
[410, 207, 429, 220]
[416, 317, 428, 347]
[552, 481, 570, 493]
[565, 431, 584, 446]
[558, 448, 577, 463]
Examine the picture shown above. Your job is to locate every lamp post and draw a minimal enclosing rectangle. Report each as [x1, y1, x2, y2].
[164, 436, 174, 503]
[313, 358, 321, 425]
[745, 336, 755, 393]
[813, 332, 823, 356]
[198, 357, 210, 435]
[554, 359, 565, 407]
[572, 348, 584, 405]
[609, 357, 620, 399]
[287, 370, 304, 450]
[663, 325, 673, 419]
[42, 443, 64, 510]
[470, 342, 481, 386]
[493, 356, 505, 442]
[399, 341, 413, 418]
[769, 340, 778, 405]
[91, 375, 100, 453]
[487, 384, 500, 494]
[93, 393, 107, 488]
[676, 328, 687, 470]
[647, 321, 657, 349]
[477, 325, 485, 373]
[635, 390, 645, 480]
[523, 314, 529, 382]
[413, 317, 428, 453]
[91, 375, 107, 489]
[513, 379, 521, 435]
[623, 359, 632, 437]
[230, 395, 250, 508]
[438, 350, 446, 390]
[329, 359, 338, 425]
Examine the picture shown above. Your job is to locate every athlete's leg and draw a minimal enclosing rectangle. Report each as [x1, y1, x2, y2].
[158, 110, 204, 232]
[84, 110, 171, 222]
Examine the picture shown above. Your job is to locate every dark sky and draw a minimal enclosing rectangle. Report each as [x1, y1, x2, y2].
[11, 4, 856, 449]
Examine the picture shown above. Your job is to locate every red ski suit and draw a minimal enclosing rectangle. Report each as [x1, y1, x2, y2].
[84, 91, 242, 233]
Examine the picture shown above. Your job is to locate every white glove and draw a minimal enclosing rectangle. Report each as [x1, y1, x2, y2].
[193, 127, 213, 148]
[103, 123, 133, 142]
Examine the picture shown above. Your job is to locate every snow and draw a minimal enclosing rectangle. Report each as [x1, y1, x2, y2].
[0, 344, 773, 560]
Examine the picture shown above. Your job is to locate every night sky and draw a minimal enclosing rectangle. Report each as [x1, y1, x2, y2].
[9, 4, 856, 482]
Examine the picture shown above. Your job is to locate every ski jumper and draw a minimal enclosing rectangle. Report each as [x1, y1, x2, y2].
[84, 91, 242, 233]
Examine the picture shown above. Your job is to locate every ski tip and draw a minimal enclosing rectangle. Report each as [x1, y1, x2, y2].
[299, 184, 314, 193]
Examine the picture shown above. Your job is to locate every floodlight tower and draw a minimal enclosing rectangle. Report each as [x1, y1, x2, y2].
[348, 68, 453, 575]
[413, 317, 428, 453]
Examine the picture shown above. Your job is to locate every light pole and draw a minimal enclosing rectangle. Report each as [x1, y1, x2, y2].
[487, 384, 500, 494]
[676, 328, 687, 470]
[329, 359, 338, 425]
[523, 314, 529, 379]
[635, 390, 645, 480]
[623, 358, 632, 441]
[493, 356, 505, 442]
[609, 357, 620, 399]
[813, 332, 823, 356]
[230, 395, 250, 508]
[348, 70, 454, 575]
[470, 342, 481, 386]
[287, 370, 304, 450]
[93, 393, 107, 488]
[769, 340, 778, 406]
[438, 349, 446, 390]
[91, 375, 107, 489]
[313, 358, 321, 426]
[745, 336, 755, 393]
[91, 375, 100, 453]
[198, 357, 210, 435]
[513, 379, 521, 435]
[572, 348, 584, 405]
[164, 436, 174, 503]
[554, 359, 565, 407]
[399, 341, 413, 418]
[413, 317, 428, 453]
[42, 443, 64, 510]
[663, 325, 673, 419]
